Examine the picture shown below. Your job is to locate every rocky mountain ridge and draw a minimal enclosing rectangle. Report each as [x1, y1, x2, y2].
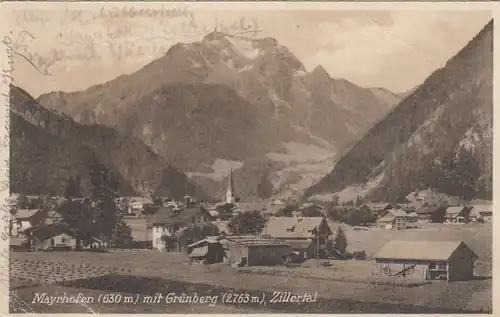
[305, 20, 493, 203]
[36, 32, 401, 200]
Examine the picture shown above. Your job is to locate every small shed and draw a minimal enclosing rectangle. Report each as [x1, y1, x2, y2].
[187, 237, 226, 264]
[89, 237, 107, 250]
[373, 240, 478, 281]
[286, 239, 314, 260]
[444, 206, 471, 224]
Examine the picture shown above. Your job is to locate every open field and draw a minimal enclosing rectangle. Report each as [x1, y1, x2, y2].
[10, 247, 492, 313]
[238, 261, 432, 287]
[339, 222, 492, 274]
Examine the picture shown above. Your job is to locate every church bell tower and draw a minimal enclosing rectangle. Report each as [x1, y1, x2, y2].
[226, 169, 236, 204]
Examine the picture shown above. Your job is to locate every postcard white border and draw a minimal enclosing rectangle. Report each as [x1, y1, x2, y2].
[0, 1, 498, 316]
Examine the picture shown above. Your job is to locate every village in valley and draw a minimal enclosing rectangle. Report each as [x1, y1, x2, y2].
[5, 5, 493, 315]
[9, 168, 492, 300]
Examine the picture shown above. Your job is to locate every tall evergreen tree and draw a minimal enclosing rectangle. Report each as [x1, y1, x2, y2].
[355, 195, 363, 207]
[257, 170, 274, 200]
[88, 158, 131, 244]
[228, 211, 266, 234]
[58, 200, 94, 245]
[64, 176, 81, 198]
[333, 226, 348, 254]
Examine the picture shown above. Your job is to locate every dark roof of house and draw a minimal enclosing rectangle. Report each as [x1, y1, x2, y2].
[398, 203, 416, 211]
[27, 224, 76, 241]
[381, 208, 409, 218]
[187, 236, 222, 254]
[364, 203, 393, 210]
[148, 207, 212, 226]
[223, 235, 291, 247]
[374, 240, 478, 261]
[15, 209, 40, 219]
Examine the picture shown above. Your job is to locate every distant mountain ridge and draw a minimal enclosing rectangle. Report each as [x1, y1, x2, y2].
[10, 85, 207, 200]
[305, 20, 493, 203]
[37, 32, 401, 200]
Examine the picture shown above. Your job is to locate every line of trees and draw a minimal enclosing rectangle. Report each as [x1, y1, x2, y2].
[58, 158, 133, 247]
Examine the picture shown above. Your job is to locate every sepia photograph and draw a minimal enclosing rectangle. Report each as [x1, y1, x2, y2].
[0, 2, 494, 314]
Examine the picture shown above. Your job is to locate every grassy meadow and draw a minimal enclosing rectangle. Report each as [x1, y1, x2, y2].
[9, 222, 492, 313]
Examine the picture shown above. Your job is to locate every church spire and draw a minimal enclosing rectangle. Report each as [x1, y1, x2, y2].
[226, 169, 236, 204]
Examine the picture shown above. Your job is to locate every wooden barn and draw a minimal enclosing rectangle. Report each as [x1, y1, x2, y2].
[187, 237, 226, 264]
[373, 240, 478, 281]
[221, 235, 292, 266]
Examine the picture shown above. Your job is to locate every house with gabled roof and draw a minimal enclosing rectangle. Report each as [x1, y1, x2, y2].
[11, 208, 65, 237]
[11, 209, 44, 236]
[377, 208, 409, 230]
[25, 223, 78, 251]
[397, 203, 416, 213]
[416, 205, 447, 223]
[148, 206, 213, 250]
[127, 196, 155, 214]
[299, 202, 325, 216]
[187, 236, 226, 265]
[363, 203, 394, 216]
[444, 206, 471, 224]
[263, 216, 333, 259]
[373, 240, 478, 281]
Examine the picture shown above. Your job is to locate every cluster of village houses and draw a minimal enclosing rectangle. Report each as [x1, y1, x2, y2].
[8, 173, 491, 282]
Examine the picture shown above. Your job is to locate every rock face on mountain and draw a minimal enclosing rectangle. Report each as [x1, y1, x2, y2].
[37, 32, 400, 200]
[10, 86, 207, 199]
[305, 20, 493, 203]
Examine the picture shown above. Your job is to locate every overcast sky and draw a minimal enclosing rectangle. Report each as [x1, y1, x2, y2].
[7, 4, 492, 97]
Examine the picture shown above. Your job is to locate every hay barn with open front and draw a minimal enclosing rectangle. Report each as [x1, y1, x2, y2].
[373, 240, 478, 281]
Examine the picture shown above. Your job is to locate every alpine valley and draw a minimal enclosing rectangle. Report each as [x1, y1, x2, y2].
[31, 32, 401, 200]
[305, 20, 493, 203]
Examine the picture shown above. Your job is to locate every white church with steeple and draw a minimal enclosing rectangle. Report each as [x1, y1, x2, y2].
[226, 169, 236, 204]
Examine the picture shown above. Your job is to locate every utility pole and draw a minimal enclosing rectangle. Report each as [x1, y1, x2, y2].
[316, 228, 320, 268]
